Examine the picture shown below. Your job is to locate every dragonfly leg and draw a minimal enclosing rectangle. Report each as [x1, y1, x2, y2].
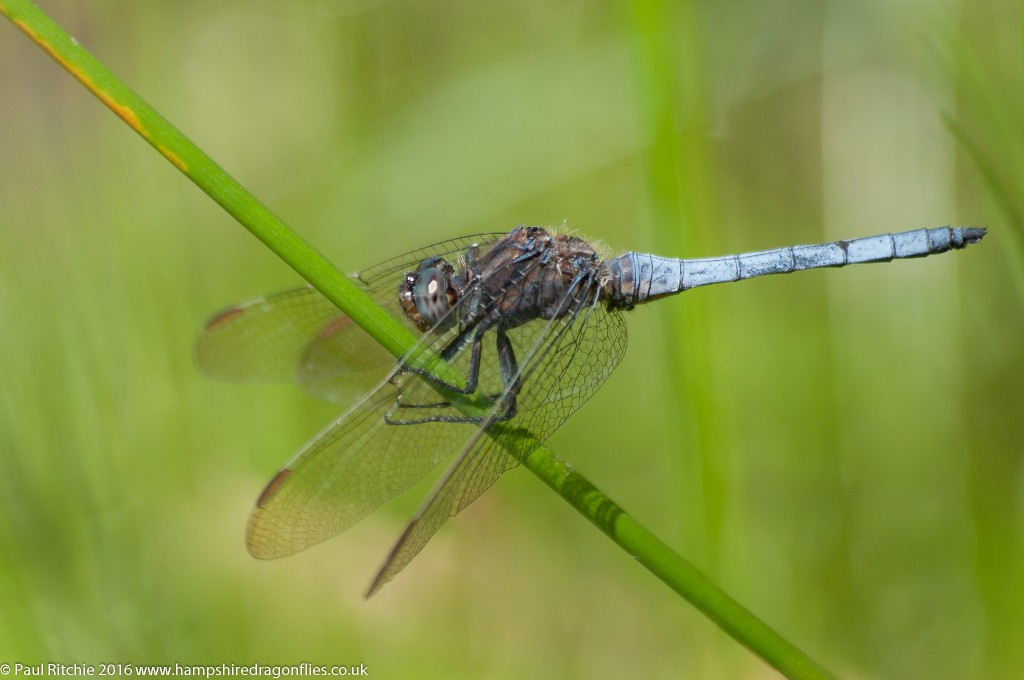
[385, 324, 524, 426]
[406, 324, 521, 415]
[446, 326, 484, 394]
[389, 326, 488, 418]
[384, 339, 486, 425]
[401, 323, 487, 396]
[490, 327, 521, 421]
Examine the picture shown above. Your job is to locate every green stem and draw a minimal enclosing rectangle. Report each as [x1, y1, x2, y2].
[1, 2, 834, 677]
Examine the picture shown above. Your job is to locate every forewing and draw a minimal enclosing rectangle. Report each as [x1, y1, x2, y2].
[195, 233, 505, 403]
[197, 287, 397, 404]
[196, 287, 362, 382]
[366, 278, 629, 595]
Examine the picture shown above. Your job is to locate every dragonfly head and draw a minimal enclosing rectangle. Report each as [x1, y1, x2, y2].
[399, 256, 459, 332]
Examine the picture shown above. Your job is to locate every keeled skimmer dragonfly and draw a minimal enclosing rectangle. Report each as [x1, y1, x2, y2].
[196, 225, 985, 595]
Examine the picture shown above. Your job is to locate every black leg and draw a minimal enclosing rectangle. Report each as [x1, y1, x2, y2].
[402, 324, 486, 395]
[385, 330, 487, 423]
[492, 328, 521, 421]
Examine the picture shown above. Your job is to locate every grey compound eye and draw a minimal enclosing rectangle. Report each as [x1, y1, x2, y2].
[412, 267, 452, 327]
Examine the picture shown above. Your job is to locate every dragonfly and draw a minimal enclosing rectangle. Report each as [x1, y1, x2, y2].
[196, 224, 985, 596]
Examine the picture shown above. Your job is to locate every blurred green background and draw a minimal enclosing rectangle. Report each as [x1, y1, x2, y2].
[1, 0, 1021, 677]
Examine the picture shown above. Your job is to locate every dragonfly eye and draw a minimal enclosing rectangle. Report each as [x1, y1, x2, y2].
[398, 256, 459, 332]
[412, 267, 454, 327]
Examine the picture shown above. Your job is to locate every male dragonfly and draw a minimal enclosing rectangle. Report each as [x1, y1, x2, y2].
[196, 225, 985, 596]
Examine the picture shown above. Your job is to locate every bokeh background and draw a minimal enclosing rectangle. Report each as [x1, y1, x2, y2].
[1, 0, 1021, 678]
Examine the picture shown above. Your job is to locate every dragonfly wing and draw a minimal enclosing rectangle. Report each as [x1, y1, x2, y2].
[294, 312, 396, 405]
[247, 364, 489, 558]
[196, 233, 506, 403]
[366, 278, 629, 596]
[196, 287, 357, 383]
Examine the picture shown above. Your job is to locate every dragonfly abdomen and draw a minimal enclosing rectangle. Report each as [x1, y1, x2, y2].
[600, 226, 986, 308]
